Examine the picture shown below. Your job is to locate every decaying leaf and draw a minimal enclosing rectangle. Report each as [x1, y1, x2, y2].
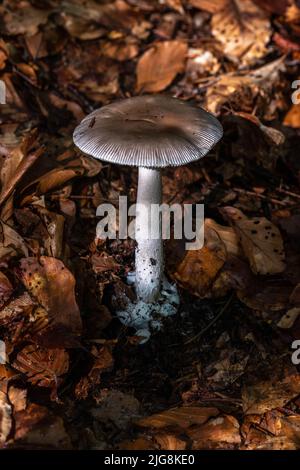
[75, 346, 114, 399]
[136, 406, 219, 430]
[13, 345, 69, 397]
[2, 0, 51, 36]
[242, 363, 300, 414]
[136, 40, 187, 92]
[168, 226, 227, 297]
[0, 271, 13, 308]
[189, 0, 227, 13]
[284, 104, 300, 128]
[0, 221, 28, 260]
[205, 57, 286, 115]
[221, 207, 285, 275]
[153, 432, 187, 450]
[90, 389, 140, 430]
[187, 415, 241, 449]
[18, 257, 82, 346]
[14, 403, 71, 449]
[0, 390, 12, 444]
[211, 0, 271, 66]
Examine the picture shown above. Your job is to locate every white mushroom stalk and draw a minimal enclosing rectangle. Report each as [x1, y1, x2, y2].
[135, 167, 162, 303]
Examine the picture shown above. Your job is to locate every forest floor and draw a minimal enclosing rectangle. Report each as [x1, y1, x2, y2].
[1, 0, 300, 450]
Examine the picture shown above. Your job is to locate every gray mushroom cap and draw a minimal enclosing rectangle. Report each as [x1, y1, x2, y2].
[73, 95, 223, 168]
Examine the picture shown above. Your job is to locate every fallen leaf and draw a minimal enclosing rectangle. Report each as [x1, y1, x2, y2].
[0, 390, 12, 444]
[91, 252, 120, 274]
[167, 226, 227, 297]
[0, 221, 28, 260]
[2, 0, 51, 36]
[13, 345, 69, 398]
[188, 0, 227, 13]
[14, 403, 71, 449]
[136, 406, 219, 429]
[221, 207, 285, 275]
[90, 389, 140, 430]
[8, 386, 27, 413]
[75, 346, 113, 399]
[18, 257, 82, 347]
[136, 40, 187, 92]
[164, 0, 184, 14]
[187, 415, 241, 449]
[242, 363, 300, 414]
[0, 272, 13, 308]
[277, 307, 300, 329]
[154, 432, 187, 450]
[284, 104, 300, 128]
[211, 0, 271, 66]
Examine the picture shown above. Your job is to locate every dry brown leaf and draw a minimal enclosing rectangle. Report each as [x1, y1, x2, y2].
[154, 432, 187, 450]
[91, 252, 120, 274]
[136, 40, 187, 92]
[0, 39, 8, 70]
[164, 0, 184, 14]
[90, 389, 140, 429]
[0, 390, 12, 444]
[0, 272, 13, 309]
[238, 278, 293, 312]
[34, 207, 65, 259]
[136, 406, 219, 430]
[0, 132, 44, 211]
[0, 292, 36, 328]
[277, 307, 300, 329]
[221, 207, 285, 275]
[205, 219, 241, 256]
[205, 57, 285, 115]
[187, 415, 241, 449]
[0, 221, 28, 261]
[13, 345, 69, 397]
[2, 0, 51, 36]
[75, 346, 114, 400]
[14, 403, 71, 449]
[211, 0, 271, 66]
[19, 257, 82, 347]
[242, 363, 300, 415]
[284, 104, 300, 128]
[189, 0, 227, 13]
[118, 437, 157, 450]
[8, 387, 27, 413]
[102, 40, 139, 61]
[168, 226, 226, 297]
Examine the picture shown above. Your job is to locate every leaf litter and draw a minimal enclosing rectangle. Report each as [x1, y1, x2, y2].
[0, 0, 300, 450]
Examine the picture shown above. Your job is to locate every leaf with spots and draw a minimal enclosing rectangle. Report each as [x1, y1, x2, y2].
[211, 0, 271, 67]
[221, 207, 285, 275]
[18, 257, 82, 347]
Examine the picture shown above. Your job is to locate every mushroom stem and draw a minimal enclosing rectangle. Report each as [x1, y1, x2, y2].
[135, 167, 163, 303]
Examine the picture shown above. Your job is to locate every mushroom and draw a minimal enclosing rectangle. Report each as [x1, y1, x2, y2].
[73, 95, 222, 306]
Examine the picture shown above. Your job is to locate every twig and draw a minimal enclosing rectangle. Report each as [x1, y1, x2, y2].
[277, 187, 300, 200]
[233, 187, 288, 207]
[184, 293, 234, 345]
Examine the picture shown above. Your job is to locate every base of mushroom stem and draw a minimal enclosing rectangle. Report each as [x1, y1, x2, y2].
[116, 273, 180, 344]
